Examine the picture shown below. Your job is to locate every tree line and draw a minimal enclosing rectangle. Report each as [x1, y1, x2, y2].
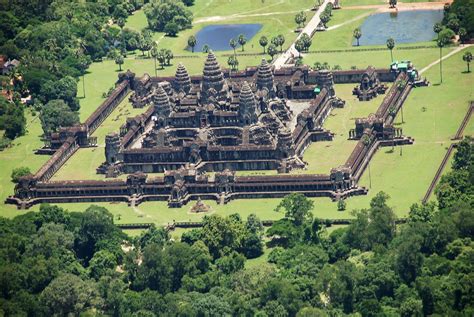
[0, 137, 472, 316]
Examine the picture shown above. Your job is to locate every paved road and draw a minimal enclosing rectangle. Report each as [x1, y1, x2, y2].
[273, 0, 335, 69]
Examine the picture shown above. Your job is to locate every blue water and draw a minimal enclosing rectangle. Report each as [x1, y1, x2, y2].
[354, 10, 443, 46]
[190, 24, 263, 52]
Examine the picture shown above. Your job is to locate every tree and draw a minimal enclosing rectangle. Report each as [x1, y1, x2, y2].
[150, 46, 158, 77]
[164, 22, 179, 37]
[433, 22, 442, 39]
[337, 199, 346, 211]
[132, 243, 172, 293]
[389, 0, 397, 8]
[41, 274, 99, 316]
[187, 35, 197, 53]
[157, 49, 167, 69]
[386, 37, 395, 62]
[202, 44, 210, 53]
[275, 193, 314, 226]
[200, 214, 245, 259]
[143, 0, 193, 33]
[75, 205, 123, 262]
[300, 33, 312, 51]
[295, 39, 305, 58]
[276, 34, 286, 52]
[115, 54, 124, 71]
[89, 250, 117, 280]
[229, 38, 237, 55]
[164, 49, 174, 66]
[447, 18, 460, 33]
[259, 36, 268, 53]
[353, 28, 362, 46]
[117, 18, 125, 30]
[437, 39, 445, 83]
[462, 51, 472, 73]
[11, 167, 31, 183]
[238, 34, 247, 52]
[453, 136, 472, 170]
[295, 11, 307, 28]
[320, 13, 330, 28]
[227, 55, 239, 71]
[40, 100, 79, 135]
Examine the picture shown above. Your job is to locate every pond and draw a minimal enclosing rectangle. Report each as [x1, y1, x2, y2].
[354, 10, 443, 46]
[190, 24, 263, 52]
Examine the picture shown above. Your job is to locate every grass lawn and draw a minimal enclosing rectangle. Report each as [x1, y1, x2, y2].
[0, 0, 471, 224]
[52, 96, 145, 181]
[300, 83, 388, 174]
[0, 111, 50, 218]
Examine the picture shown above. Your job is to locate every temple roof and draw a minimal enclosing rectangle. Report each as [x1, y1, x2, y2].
[257, 58, 274, 90]
[202, 51, 225, 91]
[175, 63, 191, 92]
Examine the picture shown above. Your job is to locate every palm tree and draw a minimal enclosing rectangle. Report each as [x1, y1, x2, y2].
[463, 51, 473, 73]
[164, 49, 173, 66]
[227, 55, 239, 71]
[433, 23, 442, 40]
[276, 34, 285, 52]
[150, 46, 158, 76]
[259, 36, 268, 53]
[437, 39, 445, 83]
[238, 34, 247, 52]
[229, 39, 237, 55]
[353, 28, 362, 46]
[187, 35, 197, 53]
[386, 37, 395, 62]
[267, 44, 278, 60]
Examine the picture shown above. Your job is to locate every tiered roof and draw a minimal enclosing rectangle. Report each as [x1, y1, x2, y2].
[202, 51, 225, 92]
[174, 63, 191, 93]
[153, 85, 172, 116]
[256, 58, 274, 91]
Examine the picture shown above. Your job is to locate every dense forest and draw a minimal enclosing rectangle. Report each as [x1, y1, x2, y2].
[0, 0, 195, 149]
[0, 138, 472, 316]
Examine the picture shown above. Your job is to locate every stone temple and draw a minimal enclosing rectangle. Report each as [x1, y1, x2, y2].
[98, 51, 345, 177]
[8, 52, 419, 209]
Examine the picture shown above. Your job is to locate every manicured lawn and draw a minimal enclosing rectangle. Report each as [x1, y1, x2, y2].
[300, 83, 387, 174]
[302, 46, 455, 71]
[0, 111, 50, 218]
[52, 96, 146, 181]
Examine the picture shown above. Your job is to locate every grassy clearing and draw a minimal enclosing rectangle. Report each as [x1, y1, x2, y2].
[191, 0, 316, 18]
[0, 111, 49, 217]
[300, 83, 387, 174]
[302, 46, 456, 71]
[52, 96, 145, 181]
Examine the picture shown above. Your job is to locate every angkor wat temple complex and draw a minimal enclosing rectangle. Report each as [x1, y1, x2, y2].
[7, 52, 420, 209]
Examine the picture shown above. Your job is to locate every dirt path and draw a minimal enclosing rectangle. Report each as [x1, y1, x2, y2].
[342, 1, 451, 12]
[194, 9, 311, 24]
[326, 12, 372, 31]
[419, 44, 472, 75]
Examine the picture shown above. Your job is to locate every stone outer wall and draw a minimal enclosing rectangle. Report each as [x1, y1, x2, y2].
[7, 67, 416, 209]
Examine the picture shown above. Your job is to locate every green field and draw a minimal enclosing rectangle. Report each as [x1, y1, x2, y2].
[0, 0, 472, 226]
[300, 83, 388, 174]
